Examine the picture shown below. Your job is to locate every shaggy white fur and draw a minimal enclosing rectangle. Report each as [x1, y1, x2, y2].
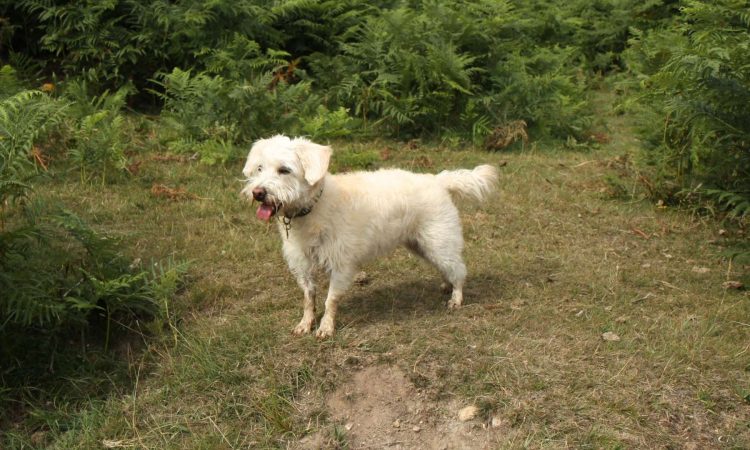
[241, 135, 498, 338]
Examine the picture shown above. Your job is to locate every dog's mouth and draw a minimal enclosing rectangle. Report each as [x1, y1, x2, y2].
[256, 201, 280, 221]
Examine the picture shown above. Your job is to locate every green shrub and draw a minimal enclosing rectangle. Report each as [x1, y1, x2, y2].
[154, 66, 324, 162]
[318, 0, 593, 139]
[624, 0, 750, 205]
[0, 67, 188, 420]
[61, 80, 135, 181]
[0, 82, 67, 205]
[0, 201, 186, 334]
[301, 105, 359, 140]
[5, 0, 630, 142]
[9, 0, 367, 89]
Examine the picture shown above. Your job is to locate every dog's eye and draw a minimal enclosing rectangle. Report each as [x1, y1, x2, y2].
[278, 166, 291, 175]
[257, 166, 262, 173]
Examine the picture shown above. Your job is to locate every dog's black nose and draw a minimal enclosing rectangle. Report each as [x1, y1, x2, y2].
[252, 187, 267, 202]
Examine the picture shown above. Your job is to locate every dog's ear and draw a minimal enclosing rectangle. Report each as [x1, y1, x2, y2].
[294, 139, 331, 185]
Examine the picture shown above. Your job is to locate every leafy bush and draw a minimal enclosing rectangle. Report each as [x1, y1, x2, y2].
[8, 0, 368, 89]
[4, 0, 609, 142]
[624, 0, 750, 208]
[0, 201, 186, 336]
[301, 105, 359, 140]
[61, 80, 136, 181]
[154, 66, 323, 162]
[0, 78, 67, 205]
[0, 68, 188, 413]
[317, 0, 593, 139]
[511, 0, 679, 73]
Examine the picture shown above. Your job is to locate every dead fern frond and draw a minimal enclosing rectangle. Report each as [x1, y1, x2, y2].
[485, 120, 528, 151]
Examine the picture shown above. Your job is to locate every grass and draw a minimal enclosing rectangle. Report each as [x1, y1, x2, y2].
[3, 93, 750, 448]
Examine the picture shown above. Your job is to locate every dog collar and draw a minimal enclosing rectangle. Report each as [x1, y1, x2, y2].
[281, 183, 324, 237]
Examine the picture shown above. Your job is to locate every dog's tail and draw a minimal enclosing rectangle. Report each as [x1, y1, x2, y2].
[436, 164, 498, 203]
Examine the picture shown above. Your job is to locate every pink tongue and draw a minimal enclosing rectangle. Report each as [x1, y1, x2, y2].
[256, 204, 274, 221]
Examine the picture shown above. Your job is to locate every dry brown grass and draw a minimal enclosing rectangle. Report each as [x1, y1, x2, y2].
[33, 122, 749, 448]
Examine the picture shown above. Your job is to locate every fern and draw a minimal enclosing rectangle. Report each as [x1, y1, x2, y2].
[62, 80, 133, 182]
[704, 189, 750, 219]
[0, 86, 67, 206]
[627, 0, 750, 198]
[1, 198, 189, 344]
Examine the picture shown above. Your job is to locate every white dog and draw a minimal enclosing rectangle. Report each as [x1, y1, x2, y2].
[241, 135, 498, 338]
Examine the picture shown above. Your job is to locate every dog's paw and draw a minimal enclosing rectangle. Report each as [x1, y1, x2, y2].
[315, 321, 335, 339]
[292, 320, 314, 336]
[447, 299, 462, 310]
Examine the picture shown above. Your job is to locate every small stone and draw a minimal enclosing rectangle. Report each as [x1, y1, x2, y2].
[392, 419, 401, 428]
[412, 426, 421, 432]
[458, 405, 478, 422]
[491, 416, 504, 428]
[345, 422, 353, 431]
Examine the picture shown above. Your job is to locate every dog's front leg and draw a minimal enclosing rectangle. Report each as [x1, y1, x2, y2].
[292, 274, 316, 335]
[315, 270, 354, 339]
[285, 248, 317, 335]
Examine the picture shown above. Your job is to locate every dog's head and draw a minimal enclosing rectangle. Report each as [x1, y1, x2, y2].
[241, 135, 331, 221]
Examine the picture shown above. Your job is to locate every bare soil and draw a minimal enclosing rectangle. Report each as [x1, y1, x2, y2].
[298, 365, 503, 449]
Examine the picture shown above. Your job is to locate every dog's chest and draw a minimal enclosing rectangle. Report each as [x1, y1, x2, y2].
[284, 223, 334, 268]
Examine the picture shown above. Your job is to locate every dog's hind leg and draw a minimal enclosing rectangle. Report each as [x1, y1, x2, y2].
[315, 269, 355, 339]
[412, 215, 467, 309]
[405, 239, 454, 295]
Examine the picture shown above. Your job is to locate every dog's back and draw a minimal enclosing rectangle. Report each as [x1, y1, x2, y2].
[330, 165, 498, 207]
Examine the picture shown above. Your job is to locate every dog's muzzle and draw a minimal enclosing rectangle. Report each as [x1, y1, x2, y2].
[250, 187, 280, 221]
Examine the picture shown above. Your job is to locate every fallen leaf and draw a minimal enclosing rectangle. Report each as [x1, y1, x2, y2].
[458, 405, 478, 422]
[722, 280, 744, 290]
[602, 331, 620, 342]
[126, 160, 142, 175]
[150, 183, 198, 201]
